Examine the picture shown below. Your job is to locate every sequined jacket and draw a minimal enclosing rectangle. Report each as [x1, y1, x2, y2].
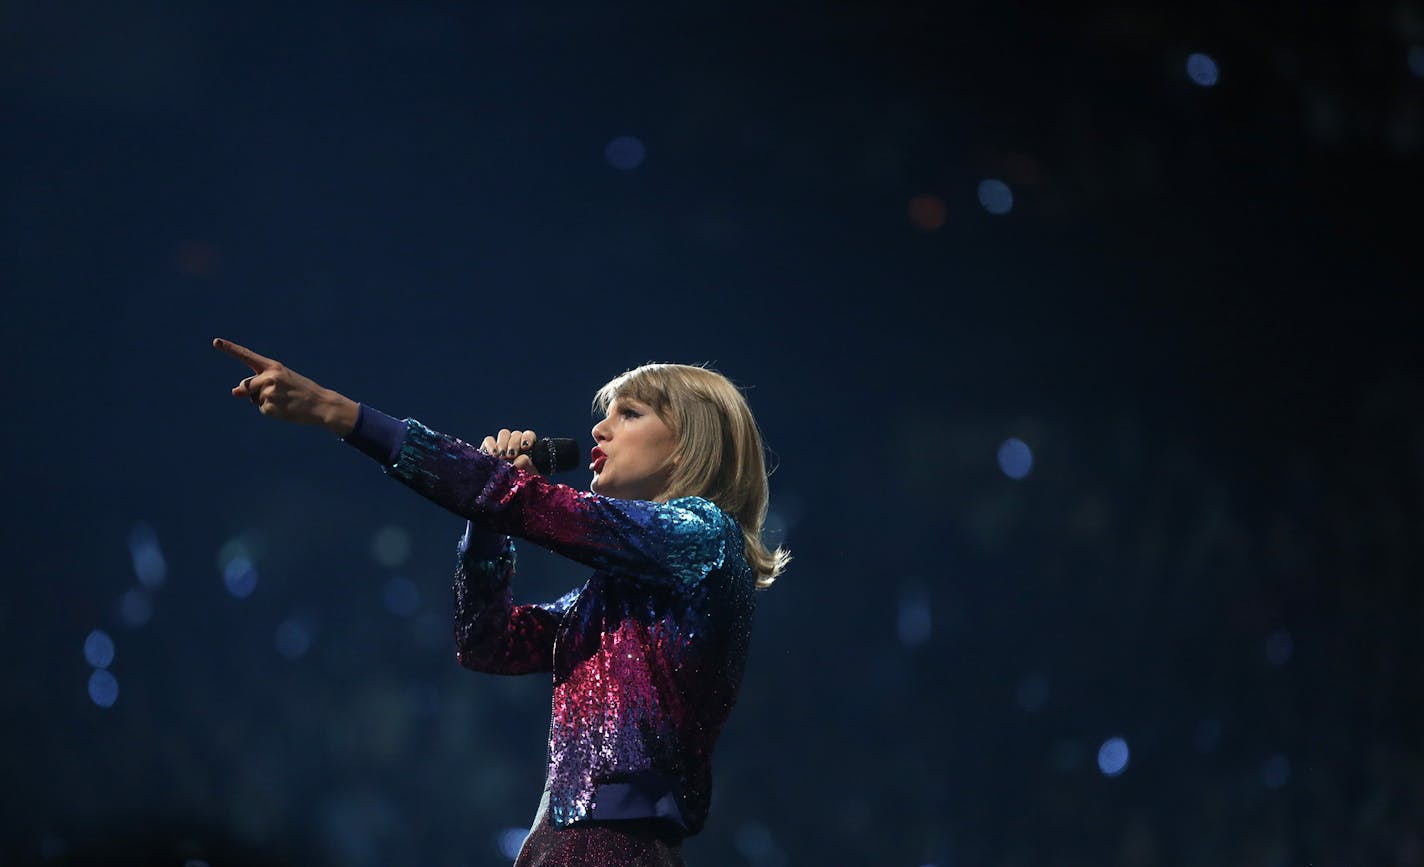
[342, 407, 757, 836]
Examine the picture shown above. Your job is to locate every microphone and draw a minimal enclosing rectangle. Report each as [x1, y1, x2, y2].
[529, 437, 581, 475]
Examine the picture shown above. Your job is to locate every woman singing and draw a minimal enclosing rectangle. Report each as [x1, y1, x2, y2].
[212, 338, 790, 866]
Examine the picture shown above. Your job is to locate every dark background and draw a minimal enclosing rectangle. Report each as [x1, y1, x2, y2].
[2, 1, 1421, 865]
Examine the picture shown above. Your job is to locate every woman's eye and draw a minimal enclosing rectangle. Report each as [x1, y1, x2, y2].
[621, 409, 640, 419]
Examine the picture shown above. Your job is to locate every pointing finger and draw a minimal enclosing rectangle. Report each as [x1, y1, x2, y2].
[213, 338, 277, 373]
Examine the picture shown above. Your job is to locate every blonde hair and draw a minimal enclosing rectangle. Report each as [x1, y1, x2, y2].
[593, 363, 791, 590]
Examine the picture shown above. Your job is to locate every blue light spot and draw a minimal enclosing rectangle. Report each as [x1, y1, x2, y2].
[216, 538, 254, 573]
[1264, 628, 1293, 666]
[1187, 52, 1219, 87]
[371, 525, 411, 568]
[977, 179, 1013, 215]
[1193, 717, 1223, 754]
[1262, 753, 1291, 789]
[88, 669, 119, 708]
[732, 821, 781, 862]
[1015, 673, 1049, 712]
[127, 522, 168, 588]
[117, 588, 153, 628]
[383, 577, 420, 617]
[497, 828, 529, 860]
[605, 135, 646, 170]
[1097, 737, 1130, 777]
[223, 556, 258, 599]
[1411, 47, 1424, 79]
[275, 617, 315, 660]
[84, 629, 115, 668]
[896, 584, 932, 647]
[998, 437, 1033, 479]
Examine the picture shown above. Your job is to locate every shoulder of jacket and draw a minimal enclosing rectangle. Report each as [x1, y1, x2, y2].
[663, 496, 733, 527]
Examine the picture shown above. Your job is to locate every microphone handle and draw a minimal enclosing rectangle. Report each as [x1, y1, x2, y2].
[529, 437, 581, 475]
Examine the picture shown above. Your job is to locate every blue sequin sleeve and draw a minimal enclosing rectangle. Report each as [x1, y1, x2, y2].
[453, 528, 581, 675]
[387, 418, 729, 592]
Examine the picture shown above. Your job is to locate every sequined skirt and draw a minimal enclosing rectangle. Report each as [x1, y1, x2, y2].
[514, 787, 686, 867]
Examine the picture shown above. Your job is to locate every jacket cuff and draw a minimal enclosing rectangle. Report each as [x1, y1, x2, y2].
[340, 403, 406, 466]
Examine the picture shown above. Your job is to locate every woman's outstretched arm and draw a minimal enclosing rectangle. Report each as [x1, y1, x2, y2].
[214, 337, 573, 673]
[212, 337, 728, 592]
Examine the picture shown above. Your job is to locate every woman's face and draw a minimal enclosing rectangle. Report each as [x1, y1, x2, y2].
[589, 395, 677, 501]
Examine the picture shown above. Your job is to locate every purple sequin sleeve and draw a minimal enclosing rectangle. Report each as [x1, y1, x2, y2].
[383, 418, 729, 591]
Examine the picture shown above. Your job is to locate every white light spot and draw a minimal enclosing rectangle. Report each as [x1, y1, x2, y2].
[1015, 673, 1049, 712]
[1187, 52, 1220, 87]
[1097, 736, 1130, 777]
[1193, 717, 1222, 754]
[116, 588, 153, 628]
[605, 135, 647, 170]
[998, 437, 1033, 479]
[497, 828, 529, 860]
[896, 583, 932, 647]
[275, 617, 315, 660]
[383, 577, 420, 617]
[223, 556, 258, 599]
[1262, 753, 1291, 789]
[88, 669, 119, 708]
[128, 522, 168, 588]
[977, 179, 1013, 215]
[84, 629, 115, 669]
[1264, 628, 1293, 666]
[371, 525, 412, 568]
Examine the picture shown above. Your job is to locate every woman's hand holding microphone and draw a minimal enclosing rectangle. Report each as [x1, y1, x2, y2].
[479, 429, 541, 476]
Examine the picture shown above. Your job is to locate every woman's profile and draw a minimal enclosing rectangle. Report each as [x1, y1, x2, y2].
[212, 337, 789, 866]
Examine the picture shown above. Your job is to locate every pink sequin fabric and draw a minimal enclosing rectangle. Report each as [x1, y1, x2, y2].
[384, 419, 757, 838]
